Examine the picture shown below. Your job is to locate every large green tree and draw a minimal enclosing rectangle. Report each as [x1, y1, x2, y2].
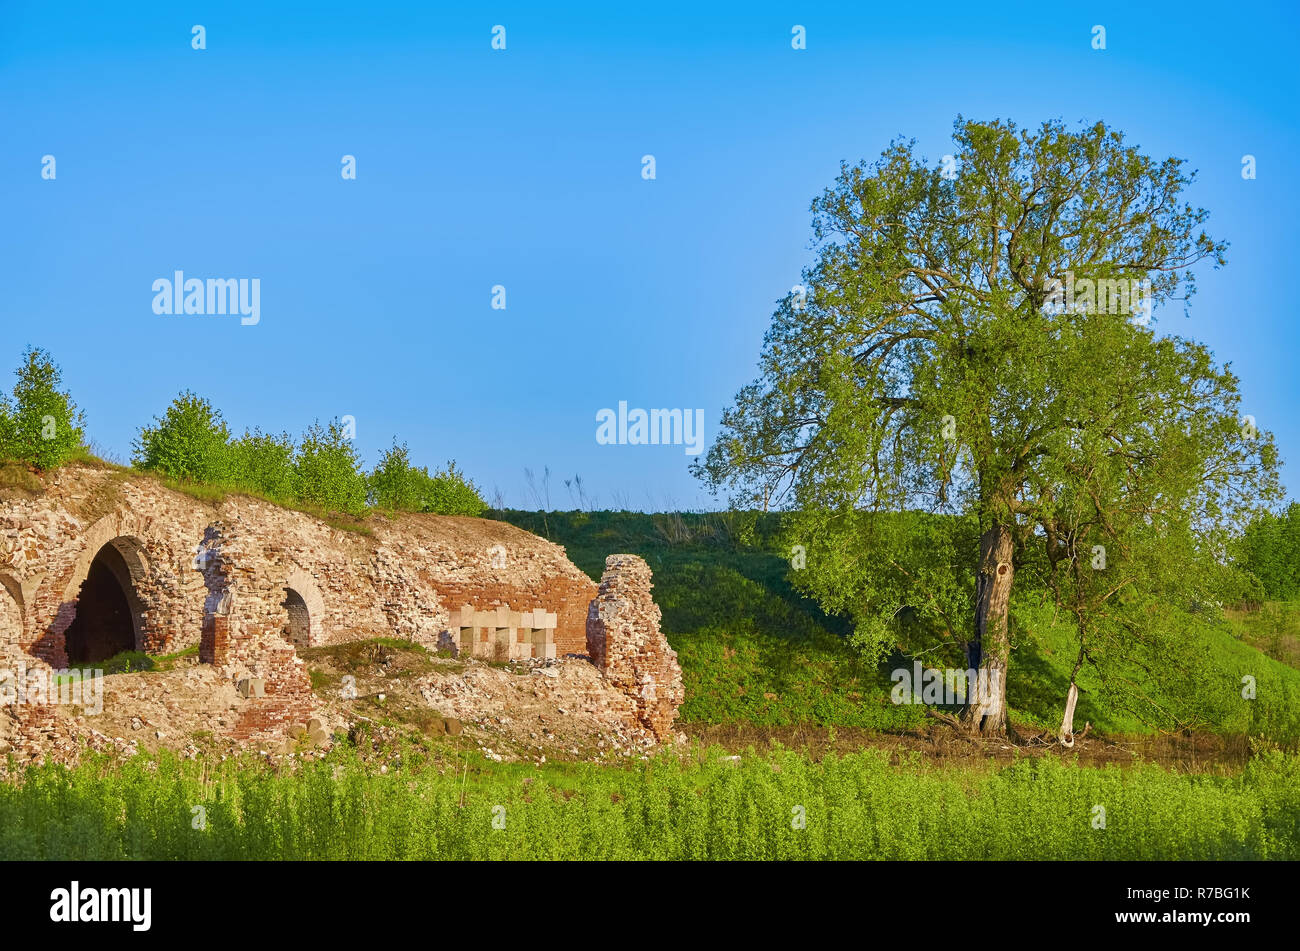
[694, 117, 1280, 735]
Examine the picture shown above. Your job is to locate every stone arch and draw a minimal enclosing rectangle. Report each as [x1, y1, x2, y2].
[61, 535, 150, 664]
[0, 572, 23, 660]
[281, 567, 324, 648]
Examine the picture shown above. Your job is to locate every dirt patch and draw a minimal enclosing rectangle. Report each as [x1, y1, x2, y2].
[684, 720, 1256, 773]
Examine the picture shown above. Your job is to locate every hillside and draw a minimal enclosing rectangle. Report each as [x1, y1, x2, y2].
[493, 509, 1300, 747]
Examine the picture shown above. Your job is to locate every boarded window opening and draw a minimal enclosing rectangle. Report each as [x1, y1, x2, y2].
[283, 588, 311, 648]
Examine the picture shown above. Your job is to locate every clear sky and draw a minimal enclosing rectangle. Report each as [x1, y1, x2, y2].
[3, 1, 1297, 510]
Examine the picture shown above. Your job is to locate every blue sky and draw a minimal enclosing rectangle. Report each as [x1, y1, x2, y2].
[3, 1, 1297, 509]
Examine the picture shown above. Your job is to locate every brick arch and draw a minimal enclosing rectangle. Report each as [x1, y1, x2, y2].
[37, 508, 192, 665]
[0, 572, 23, 661]
[281, 567, 325, 648]
[57, 534, 151, 664]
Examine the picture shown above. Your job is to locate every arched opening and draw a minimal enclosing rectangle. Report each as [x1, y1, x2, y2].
[0, 574, 22, 658]
[283, 588, 310, 648]
[64, 541, 144, 665]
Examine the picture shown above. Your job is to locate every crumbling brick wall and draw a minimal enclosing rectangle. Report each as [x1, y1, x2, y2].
[2, 469, 680, 747]
[369, 514, 596, 655]
[0, 467, 596, 703]
[586, 554, 684, 740]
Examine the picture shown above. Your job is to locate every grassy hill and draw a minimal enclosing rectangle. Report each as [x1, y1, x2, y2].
[493, 509, 1300, 746]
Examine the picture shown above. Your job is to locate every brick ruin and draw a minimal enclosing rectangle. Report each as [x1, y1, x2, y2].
[0, 465, 683, 748]
[587, 555, 685, 740]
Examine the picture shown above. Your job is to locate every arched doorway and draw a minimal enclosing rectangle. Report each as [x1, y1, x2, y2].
[0, 574, 22, 659]
[282, 587, 311, 648]
[64, 540, 145, 664]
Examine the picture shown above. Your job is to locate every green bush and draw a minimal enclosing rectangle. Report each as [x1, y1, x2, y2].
[295, 419, 367, 516]
[228, 429, 297, 500]
[369, 441, 425, 511]
[0, 347, 85, 470]
[64, 650, 156, 676]
[369, 445, 487, 517]
[1238, 504, 1300, 602]
[132, 391, 230, 482]
[421, 460, 487, 517]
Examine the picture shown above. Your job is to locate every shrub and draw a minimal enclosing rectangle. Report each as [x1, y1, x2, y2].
[132, 391, 230, 482]
[0, 347, 85, 470]
[421, 460, 487, 516]
[369, 441, 424, 511]
[369, 447, 487, 517]
[229, 429, 297, 500]
[295, 419, 367, 515]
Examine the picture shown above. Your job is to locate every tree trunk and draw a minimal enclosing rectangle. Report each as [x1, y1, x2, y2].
[962, 521, 1013, 735]
[1059, 629, 1087, 745]
[1058, 681, 1079, 745]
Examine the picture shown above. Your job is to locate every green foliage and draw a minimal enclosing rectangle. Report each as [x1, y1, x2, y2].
[0, 347, 86, 470]
[1, 748, 1296, 860]
[370, 443, 487, 517]
[369, 441, 424, 511]
[693, 117, 1280, 731]
[63, 650, 156, 677]
[0, 349, 487, 521]
[782, 508, 979, 667]
[132, 391, 231, 483]
[422, 460, 487, 517]
[294, 419, 367, 516]
[228, 429, 297, 500]
[1237, 503, 1300, 601]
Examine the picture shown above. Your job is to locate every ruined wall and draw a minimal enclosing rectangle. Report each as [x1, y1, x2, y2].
[370, 515, 595, 655]
[1, 468, 676, 747]
[0, 477, 211, 665]
[0, 465, 593, 672]
[586, 554, 684, 740]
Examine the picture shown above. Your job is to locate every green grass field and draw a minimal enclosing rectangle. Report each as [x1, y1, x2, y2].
[3, 746, 1297, 860]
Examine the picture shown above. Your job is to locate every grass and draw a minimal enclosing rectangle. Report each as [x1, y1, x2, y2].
[149, 474, 374, 535]
[0, 460, 43, 496]
[1226, 601, 1300, 669]
[1, 745, 1296, 860]
[61, 644, 199, 678]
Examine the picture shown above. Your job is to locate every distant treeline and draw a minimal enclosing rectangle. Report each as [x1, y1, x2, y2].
[1238, 503, 1300, 602]
[0, 347, 485, 518]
